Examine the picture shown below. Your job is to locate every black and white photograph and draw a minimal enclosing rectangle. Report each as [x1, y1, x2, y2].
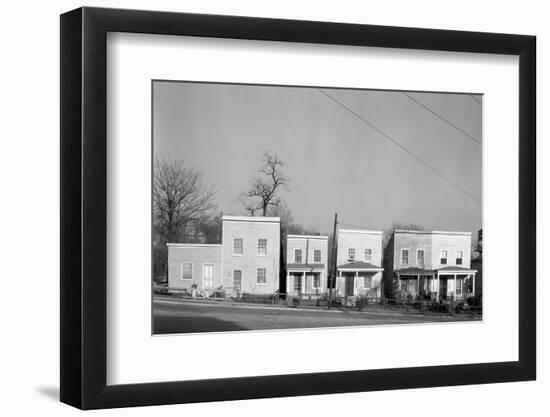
[152, 81, 483, 335]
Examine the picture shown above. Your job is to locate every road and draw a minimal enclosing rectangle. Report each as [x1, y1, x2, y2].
[153, 297, 480, 334]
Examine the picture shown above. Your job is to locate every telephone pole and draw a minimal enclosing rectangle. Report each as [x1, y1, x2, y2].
[328, 213, 338, 309]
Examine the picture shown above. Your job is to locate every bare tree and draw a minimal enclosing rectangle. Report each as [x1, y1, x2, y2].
[241, 152, 289, 216]
[153, 158, 217, 245]
[267, 201, 294, 233]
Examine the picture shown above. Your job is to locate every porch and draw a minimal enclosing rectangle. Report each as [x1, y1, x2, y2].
[286, 263, 325, 299]
[397, 266, 477, 302]
[336, 261, 384, 299]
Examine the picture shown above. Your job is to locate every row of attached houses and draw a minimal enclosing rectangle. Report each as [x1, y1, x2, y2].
[168, 216, 281, 296]
[167, 216, 478, 302]
[384, 230, 478, 301]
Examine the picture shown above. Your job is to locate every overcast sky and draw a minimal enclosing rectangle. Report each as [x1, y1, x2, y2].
[153, 81, 482, 236]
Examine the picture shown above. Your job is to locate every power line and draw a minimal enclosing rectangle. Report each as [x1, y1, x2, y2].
[402, 92, 482, 146]
[318, 88, 482, 205]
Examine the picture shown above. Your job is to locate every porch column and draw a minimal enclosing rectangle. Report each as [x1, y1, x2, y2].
[472, 273, 476, 297]
[303, 272, 306, 297]
[436, 272, 440, 301]
[286, 270, 290, 294]
[417, 274, 420, 297]
[453, 274, 457, 301]
[355, 271, 359, 296]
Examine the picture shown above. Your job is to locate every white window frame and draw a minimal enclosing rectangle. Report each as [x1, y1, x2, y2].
[440, 249, 448, 265]
[294, 248, 303, 263]
[364, 276, 372, 289]
[348, 248, 356, 262]
[401, 248, 410, 265]
[180, 262, 193, 280]
[256, 267, 267, 285]
[364, 248, 372, 262]
[456, 250, 464, 265]
[233, 238, 244, 256]
[312, 274, 321, 289]
[257, 238, 267, 256]
[313, 249, 322, 263]
[416, 249, 425, 266]
[456, 278, 463, 296]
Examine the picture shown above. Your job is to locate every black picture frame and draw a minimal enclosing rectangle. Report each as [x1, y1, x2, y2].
[60, 6, 536, 410]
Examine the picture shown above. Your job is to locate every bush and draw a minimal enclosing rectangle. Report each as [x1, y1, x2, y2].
[467, 296, 480, 306]
[289, 296, 301, 308]
[356, 297, 367, 311]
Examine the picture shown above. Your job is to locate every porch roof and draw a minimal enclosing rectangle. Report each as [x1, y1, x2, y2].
[287, 263, 325, 271]
[396, 267, 435, 276]
[337, 261, 383, 271]
[437, 266, 477, 274]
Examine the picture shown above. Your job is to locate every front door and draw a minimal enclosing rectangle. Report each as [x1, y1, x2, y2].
[293, 273, 302, 295]
[439, 278, 447, 300]
[203, 264, 214, 289]
[345, 275, 355, 297]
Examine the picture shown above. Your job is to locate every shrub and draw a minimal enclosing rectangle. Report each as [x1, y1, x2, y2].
[288, 296, 301, 308]
[467, 296, 480, 306]
[356, 296, 367, 311]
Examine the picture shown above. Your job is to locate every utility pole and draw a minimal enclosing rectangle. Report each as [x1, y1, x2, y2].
[328, 213, 338, 309]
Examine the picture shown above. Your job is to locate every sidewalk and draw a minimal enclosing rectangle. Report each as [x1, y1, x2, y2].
[153, 294, 478, 319]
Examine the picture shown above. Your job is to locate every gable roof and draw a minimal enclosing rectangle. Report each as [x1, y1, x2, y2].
[337, 261, 383, 270]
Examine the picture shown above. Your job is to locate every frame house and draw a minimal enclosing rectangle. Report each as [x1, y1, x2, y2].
[167, 215, 281, 297]
[384, 229, 477, 302]
[167, 243, 222, 294]
[335, 229, 384, 299]
[285, 234, 329, 299]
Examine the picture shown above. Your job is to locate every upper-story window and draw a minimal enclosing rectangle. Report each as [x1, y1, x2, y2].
[257, 239, 267, 256]
[456, 250, 463, 265]
[440, 250, 448, 265]
[180, 262, 193, 280]
[401, 249, 409, 265]
[417, 249, 425, 266]
[233, 238, 244, 256]
[313, 249, 322, 263]
[364, 248, 372, 262]
[348, 248, 355, 262]
[294, 249, 303, 263]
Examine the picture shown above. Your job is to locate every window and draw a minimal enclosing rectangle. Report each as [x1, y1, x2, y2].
[180, 262, 193, 280]
[417, 249, 425, 265]
[313, 249, 321, 263]
[233, 238, 243, 255]
[401, 249, 409, 265]
[233, 270, 242, 291]
[348, 248, 355, 262]
[313, 274, 321, 288]
[364, 248, 372, 262]
[364, 276, 372, 288]
[456, 250, 463, 265]
[257, 239, 267, 256]
[440, 250, 448, 265]
[256, 268, 267, 284]
[294, 249, 303, 263]
[456, 278, 463, 296]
